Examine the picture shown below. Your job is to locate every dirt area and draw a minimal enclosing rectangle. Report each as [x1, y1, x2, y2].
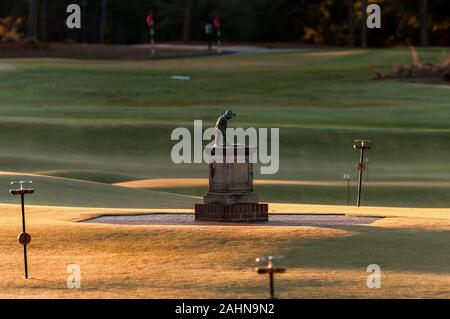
[0, 42, 212, 60]
[374, 61, 450, 85]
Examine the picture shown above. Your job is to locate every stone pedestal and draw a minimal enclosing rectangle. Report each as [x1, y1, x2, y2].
[195, 145, 268, 222]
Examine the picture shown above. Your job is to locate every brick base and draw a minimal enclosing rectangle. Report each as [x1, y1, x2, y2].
[195, 203, 268, 222]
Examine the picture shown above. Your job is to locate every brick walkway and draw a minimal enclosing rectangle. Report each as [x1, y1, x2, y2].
[83, 214, 379, 226]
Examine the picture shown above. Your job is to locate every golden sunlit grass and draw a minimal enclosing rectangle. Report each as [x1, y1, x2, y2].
[0, 201, 449, 298]
[269, 203, 450, 220]
[113, 178, 450, 189]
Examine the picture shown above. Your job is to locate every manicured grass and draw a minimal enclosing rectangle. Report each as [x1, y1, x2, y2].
[0, 204, 448, 298]
[147, 184, 450, 208]
[0, 49, 449, 298]
[0, 48, 449, 207]
[0, 173, 197, 209]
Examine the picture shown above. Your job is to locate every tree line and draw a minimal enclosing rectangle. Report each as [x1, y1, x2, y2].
[0, 0, 449, 46]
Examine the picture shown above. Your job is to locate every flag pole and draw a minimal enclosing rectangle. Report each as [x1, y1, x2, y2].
[147, 10, 155, 58]
[217, 28, 221, 55]
[213, 16, 221, 55]
[150, 26, 155, 57]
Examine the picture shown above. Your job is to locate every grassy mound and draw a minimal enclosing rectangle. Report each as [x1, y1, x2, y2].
[0, 172, 196, 209]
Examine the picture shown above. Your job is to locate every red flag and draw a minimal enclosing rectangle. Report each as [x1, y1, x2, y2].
[213, 16, 220, 29]
[146, 11, 154, 28]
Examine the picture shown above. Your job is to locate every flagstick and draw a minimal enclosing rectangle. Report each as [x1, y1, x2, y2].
[150, 26, 155, 57]
[217, 29, 221, 55]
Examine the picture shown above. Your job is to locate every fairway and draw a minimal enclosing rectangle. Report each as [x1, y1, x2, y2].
[0, 48, 449, 298]
[0, 48, 449, 206]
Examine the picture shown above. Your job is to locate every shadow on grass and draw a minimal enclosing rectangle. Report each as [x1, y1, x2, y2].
[149, 185, 450, 208]
[277, 224, 450, 274]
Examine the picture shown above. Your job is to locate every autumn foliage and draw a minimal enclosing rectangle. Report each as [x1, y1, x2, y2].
[0, 15, 23, 42]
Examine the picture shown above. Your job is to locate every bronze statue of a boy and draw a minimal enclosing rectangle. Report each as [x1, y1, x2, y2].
[215, 109, 236, 146]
